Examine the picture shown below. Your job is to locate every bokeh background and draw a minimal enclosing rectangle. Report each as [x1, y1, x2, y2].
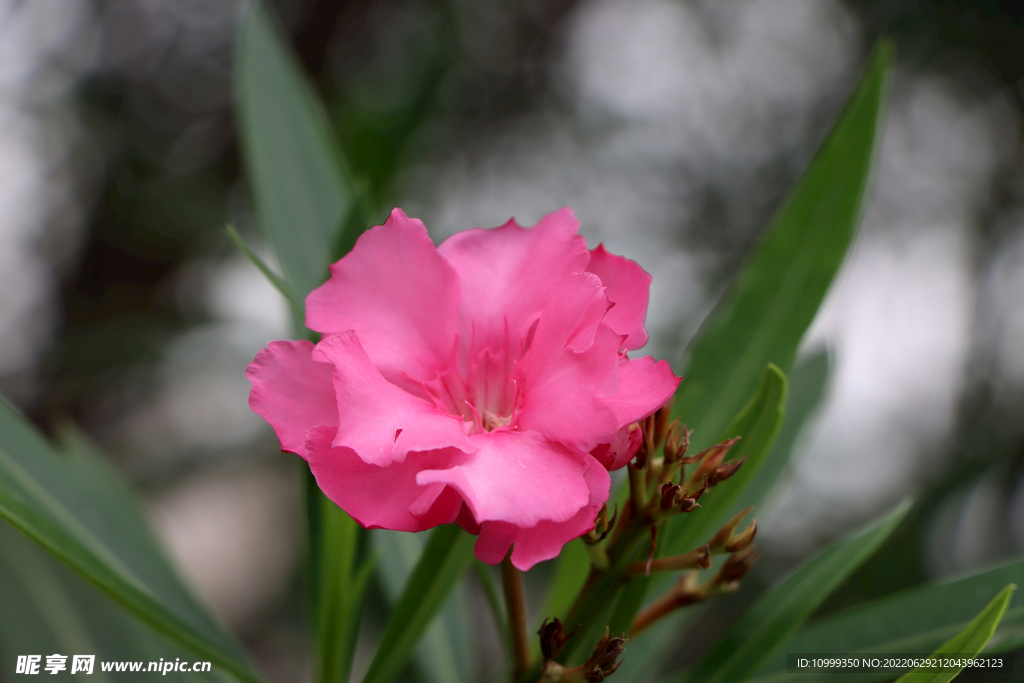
[2, 0, 1024, 680]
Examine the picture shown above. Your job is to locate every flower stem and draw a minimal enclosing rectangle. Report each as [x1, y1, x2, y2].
[630, 573, 707, 637]
[627, 464, 647, 507]
[502, 556, 534, 682]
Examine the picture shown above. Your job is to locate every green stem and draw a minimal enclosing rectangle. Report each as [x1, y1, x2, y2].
[549, 512, 652, 668]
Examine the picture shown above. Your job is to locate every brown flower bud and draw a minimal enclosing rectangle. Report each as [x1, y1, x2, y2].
[725, 519, 757, 553]
[707, 507, 753, 552]
[659, 483, 682, 510]
[652, 401, 674, 450]
[715, 546, 760, 586]
[707, 455, 746, 486]
[538, 617, 577, 661]
[687, 475, 709, 502]
[676, 475, 707, 514]
[677, 495, 701, 514]
[583, 629, 627, 682]
[663, 421, 690, 464]
[691, 437, 741, 477]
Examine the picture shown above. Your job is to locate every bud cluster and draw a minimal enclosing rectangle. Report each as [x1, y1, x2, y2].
[626, 404, 748, 527]
[615, 402, 762, 625]
[536, 399, 762, 682]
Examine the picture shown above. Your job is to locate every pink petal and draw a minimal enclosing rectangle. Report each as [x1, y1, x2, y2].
[307, 426, 466, 531]
[474, 521, 519, 564]
[590, 423, 643, 471]
[305, 209, 460, 386]
[313, 332, 474, 466]
[246, 340, 337, 460]
[470, 453, 610, 569]
[416, 430, 591, 528]
[515, 273, 622, 451]
[599, 356, 680, 427]
[587, 244, 652, 350]
[508, 454, 610, 570]
[437, 207, 589, 354]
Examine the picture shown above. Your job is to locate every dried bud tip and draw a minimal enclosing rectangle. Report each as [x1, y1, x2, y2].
[696, 544, 712, 569]
[708, 455, 747, 486]
[708, 507, 753, 550]
[687, 475, 709, 502]
[662, 420, 682, 462]
[725, 519, 757, 553]
[677, 476, 707, 513]
[538, 617, 577, 661]
[584, 629, 627, 682]
[677, 496, 701, 513]
[652, 400, 674, 449]
[660, 483, 682, 510]
[716, 546, 761, 585]
[692, 436, 741, 472]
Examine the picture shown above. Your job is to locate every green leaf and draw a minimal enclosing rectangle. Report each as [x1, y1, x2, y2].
[234, 0, 355, 302]
[607, 364, 787, 637]
[539, 539, 591, 626]
[671, 40, 891, 453]
[237, 0, 368, 664]
[313, 497, 373, 683]
[737, 348, 829, 512]
[473, 561, 511, 662]
[224, 224, 302, 314]
[0, 400, 262, 683]
[749, 556, 1024, 683]
[374, 529, 472, 683]
[0, 523, 227, 682]
[894, 584, 1015, 683]
[363, 525, 476, 683]
[686, 500, 911, 683]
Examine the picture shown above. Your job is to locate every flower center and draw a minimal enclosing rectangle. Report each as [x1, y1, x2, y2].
[481, 410, 512, 432]
[424, 339, 520, 434]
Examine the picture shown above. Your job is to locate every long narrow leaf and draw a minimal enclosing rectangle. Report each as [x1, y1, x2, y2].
[0, 523, 225, 682]
[0, 401, 261, 683]
[895, 584, 1015, 683]
[749, 556, 1024, 683]
[362, 525, 476, 683]
[314, 499, 372, 683]
[671, 41, 891, 452]
[737, 349, 829, 512]
[234, 0, 354, 302]
[539, 539, 590, 627]
[374, 529, 472, 683]
[686, 500, 911, 683]
[224, 224, 301, 314]
[234, 6, 371, 678]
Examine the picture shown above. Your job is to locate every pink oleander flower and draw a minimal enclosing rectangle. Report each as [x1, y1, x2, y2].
[246, 208, 680, 569]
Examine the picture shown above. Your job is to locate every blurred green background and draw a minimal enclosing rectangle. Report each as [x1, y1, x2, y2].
[3, 0, 1024, 681]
